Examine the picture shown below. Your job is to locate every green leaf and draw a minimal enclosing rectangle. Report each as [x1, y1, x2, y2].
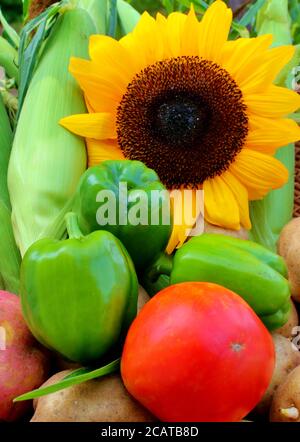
[0, 7, 20, 49]
[14, 358, 120, 401]
[18, 20, 48, 116]
[17, 2, 61, 116]
[161, 0, 174, 14]
[239, 0, 266, 28]
[22, 0, 31, 20]
[231, 21, 250, 39]
[108, 0, 118, 37]
[291, 112, 300, 123]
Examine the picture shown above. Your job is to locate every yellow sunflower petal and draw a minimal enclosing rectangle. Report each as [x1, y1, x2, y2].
[244, 85, 300, 118]
[87, 139, 124, 167]
[203, 175, 241, 230]
[229, 149, 289, 200]
[85, 95, 95, 113]
[239, 45, 295, 94]
[221, 171, 251, 229]
[220, 35, 273, 79]
[198, 0, 232, 63]
[69, 58, 123, 113]
[164, 11, 187, 58]
[89, 35, 136, 80]
[166, 227, 182, 255]
[85, 90, 120, 117]
[69, 57, 127, 94]
[166, 187, 203, 254]
[60, 113, 116, 140]
[181, 5, 201, 56]
[119, 12, 165, 71]
[246, 116, 300, 153]
[131, 11, 164, 65]
[155, 12, 170, 59]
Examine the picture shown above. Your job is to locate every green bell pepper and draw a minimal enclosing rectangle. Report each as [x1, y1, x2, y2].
[142, 234, 291, 330]
[73, 159, 172, 272]
[20, 213, 138, 364]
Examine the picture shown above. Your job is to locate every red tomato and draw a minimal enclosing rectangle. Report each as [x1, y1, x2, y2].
[121, 282, 274, 422]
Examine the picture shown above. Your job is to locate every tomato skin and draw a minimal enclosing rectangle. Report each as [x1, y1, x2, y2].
[121, 282, 275, 422]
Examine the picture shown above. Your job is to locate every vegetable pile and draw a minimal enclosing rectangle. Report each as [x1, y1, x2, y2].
[1, 0, 300, 423]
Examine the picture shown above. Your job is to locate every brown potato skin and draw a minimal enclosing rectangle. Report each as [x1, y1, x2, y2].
[270, 365, 300, 422]
[285, 245, 300, 302]
[278, 218, 300, 302]
[276, 299, 299, 339]
[278, 218, 300, 258]
[31, 372, 155, 422]
[255, 334, 300, 415]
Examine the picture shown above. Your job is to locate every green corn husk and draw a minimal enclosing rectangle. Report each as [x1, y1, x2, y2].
[0, 273, 4, 290]
[0, 94, 13, 210]
[0, 201, 21, 294]
[77, 0, 107, 33]
[249, 0, 298, 251]
[8, 7, 96, 256]
[256, 0, 292, 45]
[117, 0, 140, 35]
[0, 36, 19, 83]
[0, 95, 21, 293]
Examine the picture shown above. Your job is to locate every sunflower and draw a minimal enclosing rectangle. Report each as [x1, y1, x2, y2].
[60, 0, 300, 252]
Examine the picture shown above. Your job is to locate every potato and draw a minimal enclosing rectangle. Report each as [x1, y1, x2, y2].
[137, 286, 150, 313]
[0, 291, 50, 421]
[278, 218, 300, 259]
[31, 371, 155, 422]
[285, 245, 300, 302]
[204, 221, 249, 240]
[275, 299, 299, 339]
[278, 218, 300, 302]
[270, 365, 300, 421]
[255, 334, 300, 415]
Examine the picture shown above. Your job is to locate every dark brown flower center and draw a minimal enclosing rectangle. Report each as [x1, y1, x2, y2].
[116, 56, 248, 188]
[151, 92, 210, 149]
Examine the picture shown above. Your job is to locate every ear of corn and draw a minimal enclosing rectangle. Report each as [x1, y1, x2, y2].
[117, 0, 140, 35]
[0, 200, 21, 294]
[8, 7, 96, 256]
[249, 0, 298, 251]
[0, 36, 19, 83]
[256, 0, 292, 44]
[0, 95, 21, 293]
[0, 94, 13, 210]
[78, 0, 107, 33]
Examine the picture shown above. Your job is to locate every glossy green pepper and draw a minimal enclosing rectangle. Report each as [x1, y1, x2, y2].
[142, 234, 291, 330]
[73, 160, 172, 272]
[20, 213, 138, 364]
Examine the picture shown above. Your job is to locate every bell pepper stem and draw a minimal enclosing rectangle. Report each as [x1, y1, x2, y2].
[65, 212, 84, 239]
[141, 253, 173, 297]
[145, 252, 173, 283]
[41, 193, 77, 240]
